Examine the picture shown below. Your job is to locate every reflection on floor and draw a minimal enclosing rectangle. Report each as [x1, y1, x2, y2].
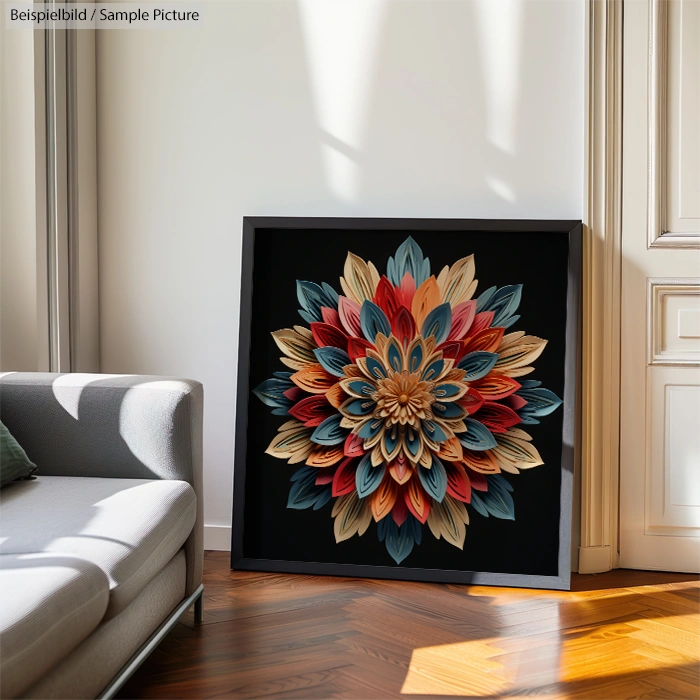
[118, 552, 699, 700]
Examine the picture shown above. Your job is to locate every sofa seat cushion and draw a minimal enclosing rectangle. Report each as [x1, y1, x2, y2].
[0, 553, 110, 698]
[0, 476, 196, 618]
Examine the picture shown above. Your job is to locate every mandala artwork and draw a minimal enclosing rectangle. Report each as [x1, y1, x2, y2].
[253, 238, 563, 565]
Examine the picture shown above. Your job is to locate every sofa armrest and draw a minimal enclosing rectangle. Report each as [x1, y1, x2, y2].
[0, 372, 204, 595]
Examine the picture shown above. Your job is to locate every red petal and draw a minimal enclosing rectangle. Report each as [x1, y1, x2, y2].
[438, 340, 465, 360]
[399, 272, 416, 308]
[347, 337, 374, 361]
[332, 458, 358, 496]
[473, 401, 522, 433]
[391, 491, 409, 526]
[288, 395, 335, 427]
[460, 387, 485, 415]
[338, 296, 363, 337]
[374, 276, 402, 320]
[466, 469, 488, 491]
[344, 432, 366, 457]
[405, 479, 431, 524]
[390, 306, 417, 344]
[467, 311, 495, 337]
[321, 306, 343, 330]
[505, 394, 527, 411]
[447, 300, 477, 341]
[470, 374, 521, 400]
[315, 468, 336, 485]
[283, 386, 305, 402]
[311, 322, 348, 349]
[462, 326, 505, 354]
[445, 461, 471, 503]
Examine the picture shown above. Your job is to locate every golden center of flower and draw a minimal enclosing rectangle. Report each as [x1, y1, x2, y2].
[372, 370, 435, 428]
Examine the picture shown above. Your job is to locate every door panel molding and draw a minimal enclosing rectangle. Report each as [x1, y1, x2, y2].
[648, 278, 700, 365]
[647, 0, 668, 247]
[648, 0, 700, 248]
[579, 0, 623, 573]
[646, 371, 700, 534]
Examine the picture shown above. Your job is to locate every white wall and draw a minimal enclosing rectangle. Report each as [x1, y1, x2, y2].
[97, 0, 585, 550]
[0, 23, 39, 372]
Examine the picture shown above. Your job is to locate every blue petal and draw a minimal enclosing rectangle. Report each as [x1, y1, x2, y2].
[288, 467, 328, 510]
[387, 341, 403, 372]
[405, 428, 421, 457]
[422, 358, 445, 382]
[296, 280, 338, 322]
[387, 236, 431, 287]
[253, 377, 294, 409]
[459, 418, 497, 451]
[421, 303, 452, 345]
[383, 518, 416, 564]
[422, 419, 449, 443]
[377, 516, 391, 542]
[480, 475, 515, 519]
[314, 346, 351, 377]
[312, 486, 333, 511]
[298, 309, 317, 325]
[434, 383, 463, 398]
[519, 379, 542, 389]
[345, 379, 375, 396]
[418, 455, 447, 503]
[517, 387, 563, 417]
[433, 401, 464, 419]
[502, 314, 520, 329]
[457, 351, 499, 381]
[404, 514, 422, 545]
[383, 428, 399, 456]
[477, 284, 523, 328]
[310, 414, 347, 445]
[321, 282, 339, 306]
[408, 343, 424, 373]
[355, 455, 386, 498]
[476, 286, 497, 312]
[488, 473, 514, 493]
[343, 399, 375, 416]
[365, 356, 387, 380]
[360, 301, 392, 342]
[358, 418, 383, 439]
[470, 492, 490, 518]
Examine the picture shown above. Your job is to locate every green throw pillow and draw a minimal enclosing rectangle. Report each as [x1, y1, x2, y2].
[0, 421, 37, 488]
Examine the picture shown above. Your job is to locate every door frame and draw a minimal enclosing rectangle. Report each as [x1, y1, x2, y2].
[579, 0, 623, 573]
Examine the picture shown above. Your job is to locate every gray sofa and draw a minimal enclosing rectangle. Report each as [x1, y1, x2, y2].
[0, 373, 204, 699]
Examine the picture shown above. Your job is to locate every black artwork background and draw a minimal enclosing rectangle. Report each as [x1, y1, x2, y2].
[242, 228, 570, 577]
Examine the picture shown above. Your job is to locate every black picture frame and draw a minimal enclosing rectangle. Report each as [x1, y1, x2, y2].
[232, 217, 581, 590]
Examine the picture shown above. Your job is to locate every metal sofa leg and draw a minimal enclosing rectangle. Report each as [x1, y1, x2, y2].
[194, 590, 204, 623]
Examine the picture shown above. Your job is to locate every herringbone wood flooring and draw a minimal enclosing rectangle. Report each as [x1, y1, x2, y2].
[117, 552, 699, 699]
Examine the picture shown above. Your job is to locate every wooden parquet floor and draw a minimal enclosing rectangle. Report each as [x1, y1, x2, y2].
[117, 552, 700, 700]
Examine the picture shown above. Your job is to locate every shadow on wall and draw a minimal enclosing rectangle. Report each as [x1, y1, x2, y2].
[300, 0, 580, 213]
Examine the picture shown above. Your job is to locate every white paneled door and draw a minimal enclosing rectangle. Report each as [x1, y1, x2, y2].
[620, 0, 700, 572]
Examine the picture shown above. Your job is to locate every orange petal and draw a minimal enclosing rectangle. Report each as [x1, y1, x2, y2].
[371, 477, 398, 521]
[292, 364, 337, 394]
[439, 437, 463, 462]
[405, 478, 431, 524]
[306, 445, 345, 467]
[326, 382, 347, 408]
[411, 276, 441, 329]
[461, 449, 501, 474]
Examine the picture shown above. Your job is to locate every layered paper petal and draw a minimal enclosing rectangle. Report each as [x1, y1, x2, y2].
[437, 255, 477, 307]
[340, 253, 380, 305]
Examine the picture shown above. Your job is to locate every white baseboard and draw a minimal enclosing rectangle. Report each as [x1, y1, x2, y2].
[578, 544, 612, 573]
[204, 524, 232, 551]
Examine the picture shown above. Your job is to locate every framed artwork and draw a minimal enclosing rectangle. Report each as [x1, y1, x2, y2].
[232, 218, 581, 590]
